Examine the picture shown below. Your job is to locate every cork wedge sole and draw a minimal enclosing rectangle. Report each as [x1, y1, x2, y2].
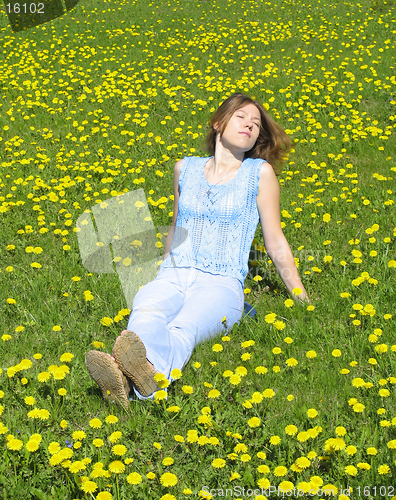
[113, 331, 159, 397]
[86, 350, 130, 408]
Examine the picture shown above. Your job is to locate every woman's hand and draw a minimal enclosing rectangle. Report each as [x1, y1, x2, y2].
[292, 291, 320, 304]
[300, 295, 320, 305]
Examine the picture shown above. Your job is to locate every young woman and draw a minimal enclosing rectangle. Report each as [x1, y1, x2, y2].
[86, 92, 310, 408]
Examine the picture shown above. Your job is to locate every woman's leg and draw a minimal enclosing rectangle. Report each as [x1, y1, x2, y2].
[124, 267, 244, 399]
[124, 267, 190, 376]
[87, 267, 188, 403]
[159, 268, 244, 376]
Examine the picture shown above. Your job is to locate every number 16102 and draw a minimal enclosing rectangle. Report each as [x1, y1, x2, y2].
[356, 486, 395, 497]
[5, 3, 45, 14]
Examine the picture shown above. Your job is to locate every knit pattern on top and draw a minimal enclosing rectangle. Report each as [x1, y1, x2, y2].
[160, 156, 266, 288]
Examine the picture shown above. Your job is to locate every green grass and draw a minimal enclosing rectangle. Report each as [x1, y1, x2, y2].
[0, 0, 395, 498]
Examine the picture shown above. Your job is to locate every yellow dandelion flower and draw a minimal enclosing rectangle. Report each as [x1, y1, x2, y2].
[48, 442, 61, 455]
[263, 389, 275, 398]
[248, 417, 261, 428]
[212, 458, 226, 469]
[37, 372, 51, 382]
[96, 492, 113, 500]
[295, 457, 311, 469]
[105, 415, 118, 424]
[108, 461, 125, 474]
[274, 465, 288, 477]
[257, 477, 270, 489]
[160, 472, 178, 486]
[229, 374, 241, 386]
[26, 440, 40, 452]
[154, 390, 167, 402]
[251, 392, 263, 403]
[269, 435, 281, 445]
[166, 405, 180, 413]
[109, 431, 122, 443]
[285, 425, 298, 436]
[72, 430, 86, 441]
[89, 418, 102, 429]
[7, 438, 23, 451]
[235, 366, 247, 377]
[170, 368, 182, 380]
[353, 402, 365, 413]
[39, 408, 50, 420]
[264, 312, 276, 323]
[186, 430, 198, 443]
[208, 389, 221, 399]
[297, 431, 310, 442]
[127, 472, 142, 485]
[257, 464, 270, 474]
[81, 481, 98, 494]
[255, 366, 268, 374]
[279, 481, 295, 493]
[69, 461, 86, 474]
[112, 444, 127, 456]
[60, 353, 74, 363]
[345, 445, 357, 456]
[378, 464, 390, 475]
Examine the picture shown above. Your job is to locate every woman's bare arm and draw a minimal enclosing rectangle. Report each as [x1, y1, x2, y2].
[256, 162, 310, 302]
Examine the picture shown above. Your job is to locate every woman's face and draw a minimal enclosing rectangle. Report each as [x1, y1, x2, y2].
[215, 103, 261, 153]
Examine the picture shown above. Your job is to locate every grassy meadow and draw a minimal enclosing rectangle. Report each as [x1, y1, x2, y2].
[0, 0, 395, 498]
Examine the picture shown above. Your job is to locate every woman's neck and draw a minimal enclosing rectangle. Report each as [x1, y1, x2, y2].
[210, 152, 245, 175]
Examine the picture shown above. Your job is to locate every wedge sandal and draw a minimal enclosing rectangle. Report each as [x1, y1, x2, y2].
[86, 350, 131, 408]
[113, 331, 159, 397]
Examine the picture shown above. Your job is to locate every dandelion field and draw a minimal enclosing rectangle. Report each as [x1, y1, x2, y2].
[0, 0, 395, 498]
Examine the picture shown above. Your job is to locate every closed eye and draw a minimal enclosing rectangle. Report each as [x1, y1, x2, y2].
[237, 115, 260, 127]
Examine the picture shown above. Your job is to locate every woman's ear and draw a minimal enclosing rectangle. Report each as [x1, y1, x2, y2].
[213, 122, 219, 131]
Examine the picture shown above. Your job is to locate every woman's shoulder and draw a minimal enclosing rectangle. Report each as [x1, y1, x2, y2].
[177, 156, 208, 186]
[247, 156, 268, 166]
[247, 157, 273, 179]
[185, 155, 210, 161]
[178, 156, 208, 167]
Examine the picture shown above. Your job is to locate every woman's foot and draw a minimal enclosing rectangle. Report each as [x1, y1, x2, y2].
[112, 331, 159, 397]
[86, 350, 131, 408]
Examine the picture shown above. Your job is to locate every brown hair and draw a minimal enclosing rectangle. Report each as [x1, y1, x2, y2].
[203, 93, 291, 175]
